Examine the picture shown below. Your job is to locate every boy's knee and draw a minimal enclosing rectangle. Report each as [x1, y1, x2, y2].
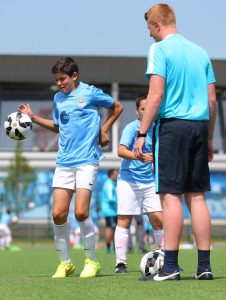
[52, 210, 67, 224]
[151, 217, 163, 230]
[152, 222, 163, 230]
[75, 211, 89, 222]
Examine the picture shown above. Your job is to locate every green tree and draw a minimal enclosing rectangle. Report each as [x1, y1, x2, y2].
[4, 141, 36, 216]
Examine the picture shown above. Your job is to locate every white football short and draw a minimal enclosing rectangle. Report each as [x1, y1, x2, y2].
[117, 179, 162, 215]
[52, 164, 99, 191]
[0, 224, 11, 236]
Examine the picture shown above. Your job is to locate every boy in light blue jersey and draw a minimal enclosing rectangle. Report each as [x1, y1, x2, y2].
[101, 169, 118, 253]
[18, 57, 123, 278]
[114, 93, 163, 273]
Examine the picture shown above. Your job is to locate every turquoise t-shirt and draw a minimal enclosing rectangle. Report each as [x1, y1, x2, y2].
[146, 34, 216, 120]
[101, 178, 117, 218]
[0, 213, 13, 225]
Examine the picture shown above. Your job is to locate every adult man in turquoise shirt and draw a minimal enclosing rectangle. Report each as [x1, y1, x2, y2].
[135, 3, 217, 281]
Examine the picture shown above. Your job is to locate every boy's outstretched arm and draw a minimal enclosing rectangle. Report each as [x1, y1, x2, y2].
[99, 100, 123, 147]
[18, 103, 59, 133]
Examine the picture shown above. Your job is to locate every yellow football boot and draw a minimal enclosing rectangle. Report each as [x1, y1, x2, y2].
[80, 258, 101, 278]
[52, 261, 75, 278]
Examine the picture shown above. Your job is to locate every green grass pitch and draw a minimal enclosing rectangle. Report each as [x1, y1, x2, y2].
[0, 246, 226, 300]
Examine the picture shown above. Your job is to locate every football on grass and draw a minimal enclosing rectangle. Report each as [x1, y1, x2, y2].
[140, 249, 164, 277]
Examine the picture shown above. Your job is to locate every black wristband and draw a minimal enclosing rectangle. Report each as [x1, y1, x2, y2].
[137, 131, 147, 138]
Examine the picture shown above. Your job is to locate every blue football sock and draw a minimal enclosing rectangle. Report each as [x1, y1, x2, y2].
[163, 250, 179, 273]
[197, 250, 211, 273]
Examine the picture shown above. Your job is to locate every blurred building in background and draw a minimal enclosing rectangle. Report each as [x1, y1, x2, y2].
[0, 55, 226, 240]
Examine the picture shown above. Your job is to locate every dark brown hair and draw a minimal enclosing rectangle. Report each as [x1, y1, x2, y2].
[136, 93, 148, 109]
[51, 56, 79, 76]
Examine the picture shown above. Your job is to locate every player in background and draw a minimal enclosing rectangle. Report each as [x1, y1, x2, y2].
[0, 209, 17, 249]
[88, 190, 101, 249]
[18, 56, 123, 278]
[135, 4, 217, 281]
[114, 93, 163, 273]
[143, 214, 154, 250]
[135, 216, 147, 253]
[68, 211, 82, 249]
[101, 169, 118, 253]
[127, 216, 147, 254]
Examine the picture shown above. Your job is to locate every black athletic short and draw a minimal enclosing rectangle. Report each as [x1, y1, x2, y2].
[153, 118, 210, 194]
[105, 216, 117, 229]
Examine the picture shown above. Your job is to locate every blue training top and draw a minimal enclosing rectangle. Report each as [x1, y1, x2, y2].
[146, 34, 216, 120]
[53, 82, 114, 167]
[118, 119, 155, 185]
[101, 178, 117, 218]
[0, 213, 13, 225]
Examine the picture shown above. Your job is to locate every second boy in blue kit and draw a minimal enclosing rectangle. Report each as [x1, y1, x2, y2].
[114, 93, 163, 273]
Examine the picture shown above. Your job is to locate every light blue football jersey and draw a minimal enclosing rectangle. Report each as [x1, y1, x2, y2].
[146, 34, 216, 120]
[101, 178, 117, 218]
[0, 213, 13, 225]
[53, 82, 114, 167]
[118, 119, 155, 184]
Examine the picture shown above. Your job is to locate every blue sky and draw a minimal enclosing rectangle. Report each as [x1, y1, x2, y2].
[1, 0, 225, 59]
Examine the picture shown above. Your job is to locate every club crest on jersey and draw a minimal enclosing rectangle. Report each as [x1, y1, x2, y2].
[77, 98, 86, 107]
[60, 111, 70, 124]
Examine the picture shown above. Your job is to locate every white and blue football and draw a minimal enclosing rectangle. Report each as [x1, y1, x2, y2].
[4, 112, 32, 140]
[140, 249, 164, 277]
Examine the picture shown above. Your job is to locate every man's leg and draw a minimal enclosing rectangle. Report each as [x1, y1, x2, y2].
[185, 192, 213, 279]
[160, 193, 183, 274]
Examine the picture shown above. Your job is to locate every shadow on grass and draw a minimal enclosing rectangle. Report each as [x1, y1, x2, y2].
[182, 276, 225, 280]
[137, 276, 225, 281]
[32, 274, 126, 278]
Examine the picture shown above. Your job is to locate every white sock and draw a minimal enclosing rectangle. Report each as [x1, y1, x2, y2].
[114, 226, 129, 265]
[75, 233, 81, 246]
[0, 237, 3, 248]
[153, 229, 164, 249]
[78, 217, 97, 262]
[131, 235, 136, 249]
[53, 223, 71, 262]
[5, 234, 12, 248]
